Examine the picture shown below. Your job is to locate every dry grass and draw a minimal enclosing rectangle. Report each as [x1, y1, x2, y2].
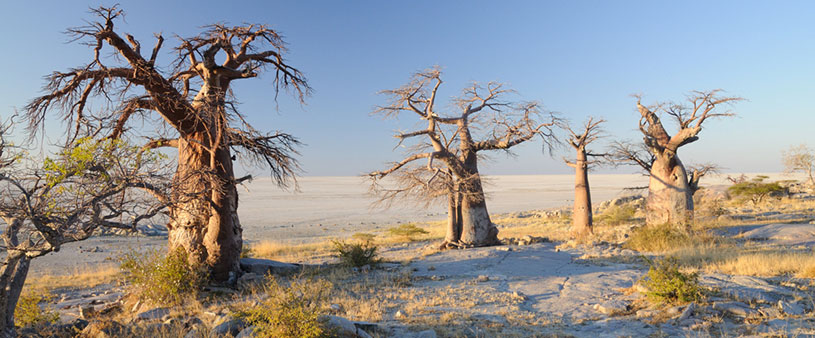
[24, 264, 120, 291]
[670, 243, 815, 278]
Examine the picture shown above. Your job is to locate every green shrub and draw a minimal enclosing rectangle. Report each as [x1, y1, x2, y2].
[625, 223, 694, 252]
[386, 223, 429, 241]
[15, 290, 59, 328]
[641, 257, 701, 304]
[331, 240, 380, 268]
[235, 277, 332, 338]
[595, 204, 637, 226]
[119, 248, 207, 305]
[727, 175, 787, 205]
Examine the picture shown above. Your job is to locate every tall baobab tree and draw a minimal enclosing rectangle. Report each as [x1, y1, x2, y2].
[0, 129, 170, 336]
[369, 68, 555, 248]
[561, 118, 605, 238]
[612, 91, 740, 226]
[24, 6, 310, 282]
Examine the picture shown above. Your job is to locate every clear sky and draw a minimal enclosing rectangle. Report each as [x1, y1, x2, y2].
[1, 1, 813, 176]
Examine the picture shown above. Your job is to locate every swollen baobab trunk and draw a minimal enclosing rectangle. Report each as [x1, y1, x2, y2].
[646, 156, 693, 226]
[169, 134, 242, 282]
[571, 149, 593, 238]
[458, 176, 499, 246]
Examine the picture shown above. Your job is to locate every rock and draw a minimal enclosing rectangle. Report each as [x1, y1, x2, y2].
[713, 301, 756, 317]
[512, 291, 527, 301]
[677, 302, 696, 321]
[778, 300, 805, 316]
[137, 307, 171, 321]
[235, 325, 256, 338]
[80, 305, 97, 319]
[320, 315, 372, 338]
[699, 273, 796, 304]
[211, 318, 246, 337]
[239, 258, 300, 275]
[394, 310, 406, 319]
[329, 303, 343, 313]
[237, 272, 264, 289]
[413, 329, 438, 338]
[636, 309, 658, 318]
[475, 275, 489, 282]
[81, 320, 128, 338]
[759, 306, 782, 318]
[593, 300, 628, 315]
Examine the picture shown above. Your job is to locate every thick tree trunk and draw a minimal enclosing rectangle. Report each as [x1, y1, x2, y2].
[459, 190, 498, 246]
[571, 149, 593, 238]
[647, 155, 693, 226]
[0, 252, 31, 338]
[443, 186, 463, 247]
[168, 133, 243, 283]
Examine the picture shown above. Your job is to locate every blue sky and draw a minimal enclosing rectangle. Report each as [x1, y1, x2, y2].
[1, 1, 813, 176]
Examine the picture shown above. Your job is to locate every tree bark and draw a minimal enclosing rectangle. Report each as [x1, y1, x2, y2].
[646, 155, 693, 226]
[456, 123, 499, 247]
[0, 252, 31, 338]
[571, 148, 593, 238]
[443, 185, 463, 246]
[167, 83, 242, 283]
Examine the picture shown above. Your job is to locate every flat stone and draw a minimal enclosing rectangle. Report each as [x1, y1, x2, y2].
[593, 300, 628, 315]
[320, 315, 372, 338]
[778, 300, 805, 316]
[136, 307, 170, 321]
[713, 301, 756, 317]
[677, 302, 696, 321]
[211, 318, 246, 337]
[239, 258, 300, 275]
[235, 325, 256, 338]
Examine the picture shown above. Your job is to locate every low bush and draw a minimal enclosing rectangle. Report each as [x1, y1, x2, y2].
[15, 290, 60, 328]
[119, 248, 207, 305]
[595, 204, 637, 226]
[386, 223, 429, 241]
[235, 277, 332, 338]
[625, 223, 702, 252]
[331, 240, 380, 268]
[640, 256, 701, 304]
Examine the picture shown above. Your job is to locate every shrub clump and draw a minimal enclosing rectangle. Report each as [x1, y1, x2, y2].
[15, 290, 60, 328]
[595, 204, 637, 226]
[641, 257, 701, 304]
[235, 277, 332, 338]
[625, 223, 696, 252]
[386, 223, 429, 241]
[331, 239, 380, 268]
[119, 248, 207, 305]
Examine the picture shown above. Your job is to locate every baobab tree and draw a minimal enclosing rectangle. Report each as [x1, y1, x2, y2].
[612, 91, 741, 226]
[24, 6, 310, 282]
[369, 68, 555, 248]
[561, 118, 605, 239]
[782, 144, 815, 186]
[0, 128, 170, 336]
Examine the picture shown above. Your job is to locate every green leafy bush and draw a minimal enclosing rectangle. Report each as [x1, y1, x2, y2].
[641, 257, 701, 304]
[331, 240, 380, 268]
[595, 204, 637, 226]
[386, 223, 429, 241]
[15, 290, 60, 328]
[625, 223, 694, 252]
[119, 248, 207, 305]
[727, 175, 787, 205]
[235, 277, 332, 338]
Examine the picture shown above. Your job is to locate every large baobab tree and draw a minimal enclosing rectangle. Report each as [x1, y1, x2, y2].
[24, 6, 310, 282]
[561, 118, 605, 239]
[369, 68, 555, 248]
[0, 128, 170, 336]
[612, 91, 740, 226]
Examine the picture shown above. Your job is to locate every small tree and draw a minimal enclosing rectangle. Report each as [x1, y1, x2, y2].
[727, 175, 786, 205]
[561, 117, 605, 239]
[369, 68, 555, 248]
[611, 91, 741, 227]
[0, 121, 169, 336]
[782, 144, 815, 186]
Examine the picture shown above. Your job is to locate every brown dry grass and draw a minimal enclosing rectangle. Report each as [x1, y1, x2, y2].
[24, 264, 120, 291]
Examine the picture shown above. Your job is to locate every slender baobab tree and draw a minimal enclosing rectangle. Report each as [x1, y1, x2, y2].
[0, 128, 170, 336]
[612, 91, 740, 226]
[23, 6, 310, 282]
[369, 68, 555, 248]
[783, 144, 815, 186]
[561, 118, 605, 238]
